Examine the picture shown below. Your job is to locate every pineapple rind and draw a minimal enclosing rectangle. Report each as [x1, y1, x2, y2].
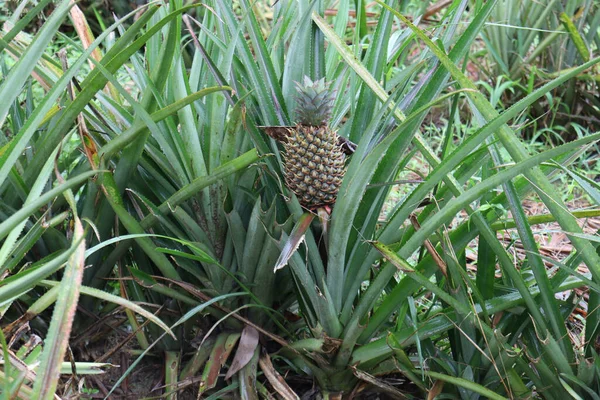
[278, 76, 346, 209]
[283, 125, 345, 209]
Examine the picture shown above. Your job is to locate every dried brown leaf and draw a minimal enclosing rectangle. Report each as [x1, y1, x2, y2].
[225, 326, 259, 380]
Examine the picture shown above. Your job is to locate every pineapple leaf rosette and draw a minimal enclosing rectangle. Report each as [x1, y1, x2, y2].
[264, 77, 352, 211]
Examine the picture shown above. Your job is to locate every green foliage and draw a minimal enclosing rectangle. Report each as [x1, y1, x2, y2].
[480, 0, 600, 139]
[1, 0, 600, 398]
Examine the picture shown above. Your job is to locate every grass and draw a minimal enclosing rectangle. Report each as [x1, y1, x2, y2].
[1, 0, 600, 398]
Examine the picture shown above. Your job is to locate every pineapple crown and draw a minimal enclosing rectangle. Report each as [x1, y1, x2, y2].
[294, 76, 335, 127]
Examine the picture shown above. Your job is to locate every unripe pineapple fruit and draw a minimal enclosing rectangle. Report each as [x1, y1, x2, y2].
[275, 77, 347, 210]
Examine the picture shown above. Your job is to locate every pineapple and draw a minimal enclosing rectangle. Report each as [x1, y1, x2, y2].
[264, 77, 352, 210]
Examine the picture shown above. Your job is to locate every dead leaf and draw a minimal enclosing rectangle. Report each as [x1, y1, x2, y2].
[351, 367, 408, 399]
[261, 126, 293, 143]
[427, 379, 444, 400]
[225, 326, 259, 380]
[274, 213, 314, 272]
[258, 351, 300, 400]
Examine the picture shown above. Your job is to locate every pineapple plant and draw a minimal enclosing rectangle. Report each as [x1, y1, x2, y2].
[264, 77, 355, 210]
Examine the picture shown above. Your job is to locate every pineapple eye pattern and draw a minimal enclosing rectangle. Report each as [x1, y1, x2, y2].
[283, 78, 346, 210]
[283, 125, 345, 209]
[262, 77, 354, 211]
